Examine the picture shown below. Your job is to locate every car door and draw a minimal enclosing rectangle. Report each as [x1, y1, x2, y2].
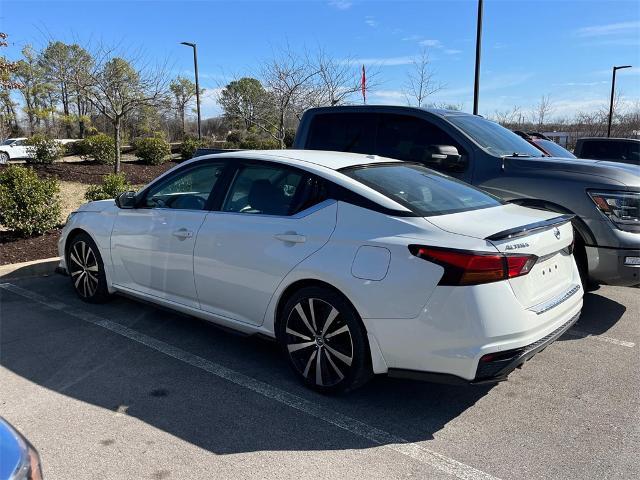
[110, 160, 228, 308]
[194, 162, 337, 325]
[9, 139, 28, 158]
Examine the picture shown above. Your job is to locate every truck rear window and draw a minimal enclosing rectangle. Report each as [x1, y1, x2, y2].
[342, 163, 503, 216]
[305, 113, 375, 154]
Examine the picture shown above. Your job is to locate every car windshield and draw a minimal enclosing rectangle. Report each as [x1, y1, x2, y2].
[1, 139, 16, 145]
[535, 139, 576, 158]
[342, 163, 503, 216]
[448, 116, 545, 157]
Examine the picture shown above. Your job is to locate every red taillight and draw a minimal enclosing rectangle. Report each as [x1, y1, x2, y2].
[410, 246, 538, 286]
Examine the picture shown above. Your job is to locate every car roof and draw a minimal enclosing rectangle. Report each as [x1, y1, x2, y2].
[302, 105, 471, 119]
[203, 149, 403, 171]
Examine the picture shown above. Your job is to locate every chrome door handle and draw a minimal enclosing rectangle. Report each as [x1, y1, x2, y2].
[274, 233, 306, 243]
[172, 228, 194, 240]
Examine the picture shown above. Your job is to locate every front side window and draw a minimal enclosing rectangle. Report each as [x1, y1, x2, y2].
[448, 115, 544, 158]
[342, 163, 502, 216]
[376, 113, 465, 165]
[222, 165, 307, 216]
[143, 162, 225, 210]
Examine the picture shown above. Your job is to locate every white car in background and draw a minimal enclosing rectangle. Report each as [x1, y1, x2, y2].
[0, 138, 29, 163]
[58, 150, 583, 392]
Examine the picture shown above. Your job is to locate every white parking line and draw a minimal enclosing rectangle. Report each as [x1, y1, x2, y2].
[0, 283, 499, 480]
[566, 328, 635, 348]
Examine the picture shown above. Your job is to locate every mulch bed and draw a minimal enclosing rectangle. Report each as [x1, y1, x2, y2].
[0, 229, 61, 266]
[0, 160, 181, 185]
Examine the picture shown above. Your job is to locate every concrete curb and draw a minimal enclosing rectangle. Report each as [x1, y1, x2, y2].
[0, 257, 61, 280]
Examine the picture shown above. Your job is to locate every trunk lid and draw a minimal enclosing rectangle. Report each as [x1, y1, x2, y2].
[427, 204, 577, 308]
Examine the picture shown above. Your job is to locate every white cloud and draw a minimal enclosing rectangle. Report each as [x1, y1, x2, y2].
[199, 87, 223, 117]
[419, 39, 441, 48]
[402, 34, 422, 42]
[444, 49, 462, 55]
[328, 1, 352, 10]
[365, 16, 378, 28]
[576, 20, 640, 37]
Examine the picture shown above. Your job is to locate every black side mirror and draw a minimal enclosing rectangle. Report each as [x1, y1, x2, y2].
[115, 190, 138, 209]
[424, 145, 467, 172]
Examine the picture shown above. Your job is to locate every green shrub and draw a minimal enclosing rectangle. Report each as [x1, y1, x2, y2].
[0, 165, 61, 236]
[226, 130, 243, 145]
[135, 136, 171, 165]
[25, 134, 65, 164]
[84, 173, 132, 202]
[65, 139, 91, 157]
[180, 137, 203, 160]
[239, 134, 279, 150]
[84, 134, 116, 165]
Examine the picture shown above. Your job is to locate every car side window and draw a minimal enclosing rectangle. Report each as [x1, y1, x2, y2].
[13, 140, 25, 146]
[305, 113, 376, 154]
[143, 162, 225, 210]
[222, 165, 309, 216]
[376, 114, 466, 168]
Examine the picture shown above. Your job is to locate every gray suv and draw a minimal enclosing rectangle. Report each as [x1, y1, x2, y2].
[294, 106, 640, 287]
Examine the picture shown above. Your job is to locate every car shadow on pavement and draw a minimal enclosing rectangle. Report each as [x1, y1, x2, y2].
[559, 290, 626, 339]
[0, 282, 492, 456]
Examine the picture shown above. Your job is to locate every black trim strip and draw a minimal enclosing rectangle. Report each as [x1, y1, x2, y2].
[485, 214, 575, 241]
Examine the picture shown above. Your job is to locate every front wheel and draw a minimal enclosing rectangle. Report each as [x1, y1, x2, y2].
[67, 233, 111, 303]
[0, 152, 8, 164]
[278, 286, 372, 393]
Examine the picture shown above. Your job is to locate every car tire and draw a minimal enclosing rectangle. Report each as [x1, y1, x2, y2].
[66, 232, 112, 303]
[0, 152, 8, 164]
[278, 286, 372, 393]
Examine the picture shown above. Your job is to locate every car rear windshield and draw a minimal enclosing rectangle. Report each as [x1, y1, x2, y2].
[342, 163, 503, 216]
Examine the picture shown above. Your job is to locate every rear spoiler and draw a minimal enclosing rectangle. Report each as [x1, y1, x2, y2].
[485, 214, 575, 241]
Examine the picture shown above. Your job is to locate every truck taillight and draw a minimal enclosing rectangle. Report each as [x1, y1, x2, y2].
[409, 245, 538, 286]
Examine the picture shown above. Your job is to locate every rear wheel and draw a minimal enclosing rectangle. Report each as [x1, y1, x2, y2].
[67, 233, 111, 303]
[0, 152, 8, 164]
[278, 286, 372, 393]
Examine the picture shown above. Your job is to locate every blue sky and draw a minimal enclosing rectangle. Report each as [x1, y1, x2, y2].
[3, 0, 640, 119]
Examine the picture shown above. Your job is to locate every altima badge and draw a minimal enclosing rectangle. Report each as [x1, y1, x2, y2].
[505, 242, 530, 250]
[554, 227, 561, 240]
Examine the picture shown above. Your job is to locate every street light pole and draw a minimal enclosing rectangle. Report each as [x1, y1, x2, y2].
[180, 42, 202, 140]
[472, 0, 483, 115]
[607, 65, 632, 137]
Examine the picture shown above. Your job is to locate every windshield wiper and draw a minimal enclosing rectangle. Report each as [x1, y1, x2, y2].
[501, 152, 532, 158]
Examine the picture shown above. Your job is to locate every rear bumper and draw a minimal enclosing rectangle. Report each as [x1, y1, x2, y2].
[387, 310, 580, 385]
[586, 245, 640, 286]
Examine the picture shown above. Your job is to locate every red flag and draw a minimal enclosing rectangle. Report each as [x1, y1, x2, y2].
[361, 64, 366, 104]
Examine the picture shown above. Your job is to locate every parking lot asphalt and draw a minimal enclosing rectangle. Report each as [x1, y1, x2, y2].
[0, 276, 638, 480]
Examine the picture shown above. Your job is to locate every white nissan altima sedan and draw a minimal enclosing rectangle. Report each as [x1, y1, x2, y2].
[58, 150, 583, 392]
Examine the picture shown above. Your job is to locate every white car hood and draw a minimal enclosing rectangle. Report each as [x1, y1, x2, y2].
[77, 199, 117, 213]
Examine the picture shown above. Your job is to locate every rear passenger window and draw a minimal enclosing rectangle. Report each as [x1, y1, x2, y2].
[305, 113, 376, 154]
[377, 114, 464, 165]
[223, 165, 305, 216]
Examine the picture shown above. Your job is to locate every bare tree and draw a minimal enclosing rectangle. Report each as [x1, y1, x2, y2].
[170, 76, 198, 138]
[531, 94, 554, 130]
[84, 46, 169, 172]
[493, 105, 525, 129]
[310, 49, 379, 106]
[257, 46, 319, 147]
[403, 48, 442, 107]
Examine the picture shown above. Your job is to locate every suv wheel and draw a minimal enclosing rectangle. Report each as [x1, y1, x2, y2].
[0, 152, 8, 164]
[278, 286, 372, 393]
